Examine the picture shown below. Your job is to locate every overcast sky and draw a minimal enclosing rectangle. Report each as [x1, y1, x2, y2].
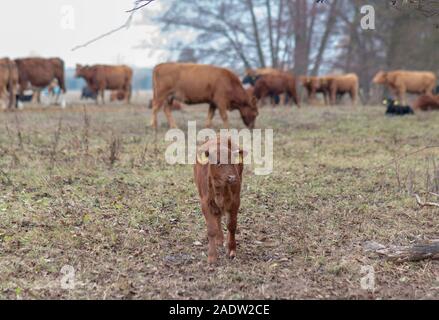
[0, 0, 170, 68]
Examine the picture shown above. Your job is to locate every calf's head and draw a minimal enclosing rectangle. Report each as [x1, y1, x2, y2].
[197, 142, 246, 188]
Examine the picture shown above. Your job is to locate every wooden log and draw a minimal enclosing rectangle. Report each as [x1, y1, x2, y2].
[414, 194, 439, 208]
[364, 240, 439, 262]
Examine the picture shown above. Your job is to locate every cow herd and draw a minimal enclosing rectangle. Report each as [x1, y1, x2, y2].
[1, 56, 438, 120]
[0, 57, 134, 108]
[150, 63, 439, 129]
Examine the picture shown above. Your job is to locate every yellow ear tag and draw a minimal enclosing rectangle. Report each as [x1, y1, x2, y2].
[395, 101, 399, 106]
[197, 152, 209, 165]
[383, 99, 387, 105]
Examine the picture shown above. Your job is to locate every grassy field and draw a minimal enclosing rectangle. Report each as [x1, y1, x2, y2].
[0, 102, 439, 299]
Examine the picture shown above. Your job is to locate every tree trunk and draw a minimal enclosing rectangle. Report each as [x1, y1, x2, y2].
[290, 0, 309, 77]
[266, 0, 276, 68]
[311, 0, 339, 76]
[247, 0, 266, 68]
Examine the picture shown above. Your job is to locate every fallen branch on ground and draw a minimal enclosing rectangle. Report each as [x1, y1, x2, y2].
[414, 194, 439, 208]
[364, 240, 439, 262]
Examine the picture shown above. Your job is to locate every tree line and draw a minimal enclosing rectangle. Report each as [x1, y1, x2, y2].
[139, 0, 439, 102]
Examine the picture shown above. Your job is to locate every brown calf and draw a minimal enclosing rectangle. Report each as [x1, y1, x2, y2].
[110, 90, 126, 102]
[194, 136, 246, 264]
[413, 95, 439, 111]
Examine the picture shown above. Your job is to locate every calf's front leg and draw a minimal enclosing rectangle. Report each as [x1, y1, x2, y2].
[226, 210, 238, 259]
[204, 211, 219, 264]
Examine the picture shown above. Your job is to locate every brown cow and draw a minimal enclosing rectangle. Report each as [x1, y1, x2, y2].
[253, 73, 300, 108]
[326, 73, 359, 106]
[75, 64, 133, 104]
[300, 76, 331, 105]
[0, 58, 18, 109]
[243, 68, 286, 105]
[373, 70, 437, 105]
[15, 57, 66, 103]
[194, 135, 246, 264]
[413, 95, 439, 111]
[151, 63, 258, 129]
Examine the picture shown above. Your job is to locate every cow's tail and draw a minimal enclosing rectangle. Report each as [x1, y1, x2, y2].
[151, 66, 161, 110]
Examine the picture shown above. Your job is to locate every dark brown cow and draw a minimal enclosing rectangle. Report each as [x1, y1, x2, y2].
[194, 135, 246, 264]
[0, 58, 18, 109]
[151, 63, 258, 129]
[75, 64, 133, 104]
[413, 95, 439, 111]
[253, 73, 300, 108]
[15, 57, 66, 103]
[373, 70, 437, 105]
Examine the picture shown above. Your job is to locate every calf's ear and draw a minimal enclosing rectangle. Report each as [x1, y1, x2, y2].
[197, 150, 210, 165]
[232, 150, 248, 164]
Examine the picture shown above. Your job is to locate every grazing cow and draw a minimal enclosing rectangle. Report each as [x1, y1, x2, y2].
[75, 64, 133, 104]
[253, 73, 300, 108]
[0, 58, 18, 109]
[383, 98, 414, 116]
[151, 63, 258, 129]
[15, 57, 66, 103]
[194, 135, 246, 264]
[300, 76, 331, 105]
[325, 73, 359, 106]
[373, 70, 437, 105]
[413, 95, 439, 111]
